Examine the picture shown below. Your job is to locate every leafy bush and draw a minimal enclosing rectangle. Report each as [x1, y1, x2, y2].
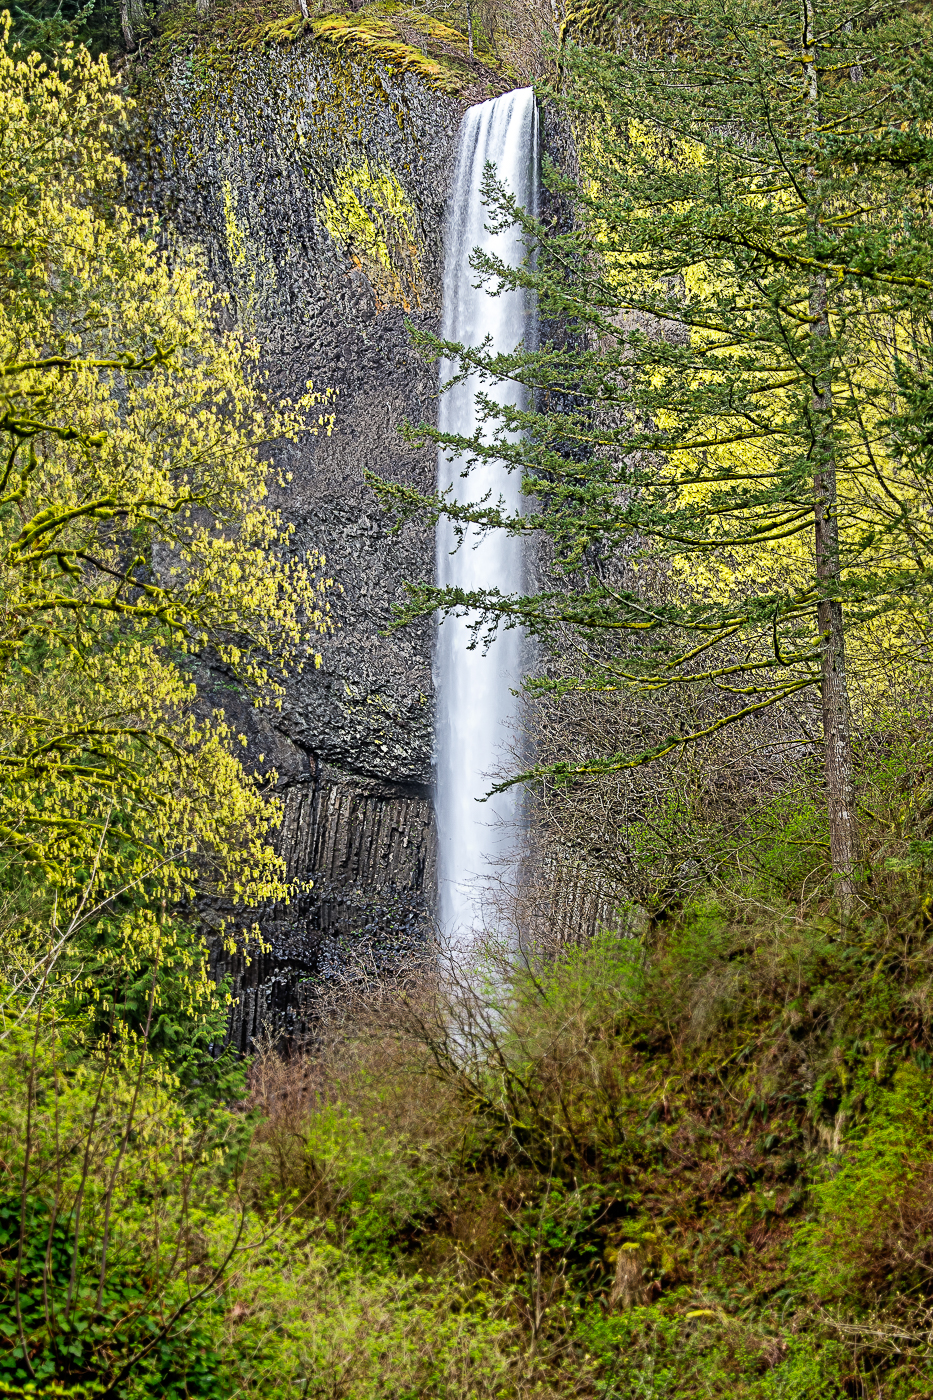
[217, 1230, 535, 1400]
[0, 1188, 231, 1397]
[793, 1066, 933, 1303]
[256, 1098, 439, 1257]
[760, 1341, 848, 1400]
[244, 1043, 459, 1259]
[0, 1010, 243, 1396]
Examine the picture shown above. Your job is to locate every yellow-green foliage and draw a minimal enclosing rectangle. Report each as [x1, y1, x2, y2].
[153, 0, 484, 94]
[0, 1004, 540, 1399]
[793, 1064, 933, 1302]
[221, 176, 278, 326]
[0, 1013, 219, 1276]
[668, 226, 930, 709]
[10, 752, 933, 1396]
[216, 1229, 524, 1398]
[0, 1007, 249, 1394]
[0, 28, 335, 1017]
[321, 157, 422, 308]
[579, 100, 933, 717]
[0, 38, 332, 685]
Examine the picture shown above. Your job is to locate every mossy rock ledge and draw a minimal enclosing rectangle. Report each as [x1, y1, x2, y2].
[129, 16, 510, 1045]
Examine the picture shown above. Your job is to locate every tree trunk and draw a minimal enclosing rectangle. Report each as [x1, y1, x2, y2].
[810, 277, 859, 908]
[120, 0, 136, 51]
[804, 0, 859, 911]
[121, 0, 146, 49]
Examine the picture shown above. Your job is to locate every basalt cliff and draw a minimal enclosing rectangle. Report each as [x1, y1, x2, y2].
[130, 8, 523, 1046]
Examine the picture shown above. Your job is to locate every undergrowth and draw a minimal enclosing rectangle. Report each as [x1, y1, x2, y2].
[9, 729, 933, 1394]
[228, 725, 933, 1398]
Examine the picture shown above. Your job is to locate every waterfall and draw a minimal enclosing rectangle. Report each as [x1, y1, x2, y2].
[435, 88, 539, 947]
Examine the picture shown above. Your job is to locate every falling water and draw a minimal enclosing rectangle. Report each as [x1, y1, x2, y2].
[435, 88, 539, 947]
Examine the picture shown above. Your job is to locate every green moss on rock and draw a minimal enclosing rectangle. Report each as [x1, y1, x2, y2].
[148, 0, 504, 97]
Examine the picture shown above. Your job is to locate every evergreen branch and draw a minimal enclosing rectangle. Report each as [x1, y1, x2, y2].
[483, 679, 816, 796]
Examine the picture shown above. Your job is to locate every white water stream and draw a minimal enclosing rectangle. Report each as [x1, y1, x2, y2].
[434, 88, 539, 947]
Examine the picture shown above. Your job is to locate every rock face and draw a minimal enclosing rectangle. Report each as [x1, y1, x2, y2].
[135, 32, 475, 1043]
[134, 26, 575, 1044]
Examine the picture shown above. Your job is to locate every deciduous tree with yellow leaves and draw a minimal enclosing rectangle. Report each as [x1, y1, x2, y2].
[0, 23, 333, 1017]
[0, 23, 342, 1394]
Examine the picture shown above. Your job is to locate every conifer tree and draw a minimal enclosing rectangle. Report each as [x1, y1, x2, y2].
[375, 0, 933, 906]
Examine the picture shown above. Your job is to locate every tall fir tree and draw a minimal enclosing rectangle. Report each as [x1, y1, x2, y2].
[374, 0, 933, 906]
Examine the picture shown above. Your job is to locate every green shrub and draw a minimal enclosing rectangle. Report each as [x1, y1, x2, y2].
[0, 1011, 240, 1397]
[293, 1100, 438, 1255]
[216, 1228, 532, 1400]
[760, 1340, 848, 1400]
[570, 1306, 683, 1398]
[0, 1188, 230, 1396]
[792, 1065, 933, 1302]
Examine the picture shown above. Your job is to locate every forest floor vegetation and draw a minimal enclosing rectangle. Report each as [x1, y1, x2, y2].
[9, 724, 933, 1396]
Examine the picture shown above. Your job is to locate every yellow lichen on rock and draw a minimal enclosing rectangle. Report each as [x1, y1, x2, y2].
[321, 158, 422, 308]
[302, 12, 466, 93]
[221, 177, 277, 328]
